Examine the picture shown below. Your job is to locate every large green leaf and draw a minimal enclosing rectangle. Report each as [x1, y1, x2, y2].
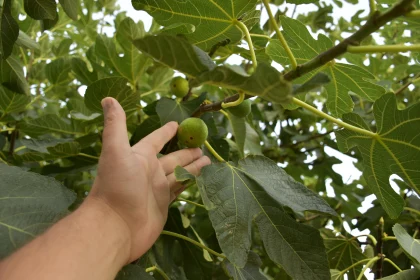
[20, 115, 85, 137]
[15, 142, 82, 163]
[323, 232, 366, 280]
[266, 16, 385, 117]
[156, 93, 206, 125]
[224, 252, 268, 280]
[140, 67, 173, 97]
[85, 77, 140, 113]
[197, 156, 332, 279]
[130, 115, 161, 145]
[0, 86, 30, 114]
[15, 31, 40, 51]
[0, 55, 29, 94]
[45, 58, 72, 85]
[228, 113, 246, 158]
[132, 34, 216, 77]
[131, 0, 260, 51]
[380, 267, 420, 280]
[71, 58, 98, 86]
[0, 0, 19, 59]
[96, 20, 151, 85]
[393, 224, 420, 263]
[0, 164, 76, 258]
[15, 138, 73, 154]
[24, 0, 57, 20]
[165, 208, 215, 280]
[191, 63, 292, 105]
[337, 94, 420, 218]
[58, 0, 79, 21]
[116, 18, 152, 85]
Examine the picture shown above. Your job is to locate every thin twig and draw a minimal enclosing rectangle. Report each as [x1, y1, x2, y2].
[394, 73, 420, 95]
[283, 0, 416, 81]
[376, 217, 384, 279]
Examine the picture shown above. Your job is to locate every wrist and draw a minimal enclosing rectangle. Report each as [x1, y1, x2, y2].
[81, 197, 132, 265]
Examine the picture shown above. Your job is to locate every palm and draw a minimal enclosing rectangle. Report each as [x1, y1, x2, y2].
[91, 99, 210, 261]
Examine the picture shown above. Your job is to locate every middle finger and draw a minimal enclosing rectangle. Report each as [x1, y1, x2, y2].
[159, 148, 202, 175]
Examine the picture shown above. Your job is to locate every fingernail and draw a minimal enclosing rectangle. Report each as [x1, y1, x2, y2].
[101, 98, 113, 115]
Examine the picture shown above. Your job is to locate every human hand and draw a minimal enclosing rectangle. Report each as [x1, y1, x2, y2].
[88, 97, 211, 263]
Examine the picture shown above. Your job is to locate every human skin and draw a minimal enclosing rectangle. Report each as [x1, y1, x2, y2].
[0, 97, 211, 280]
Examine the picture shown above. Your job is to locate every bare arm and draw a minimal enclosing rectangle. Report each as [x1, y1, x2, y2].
[0, 98, 210, 280]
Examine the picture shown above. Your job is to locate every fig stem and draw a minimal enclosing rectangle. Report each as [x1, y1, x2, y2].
[204, 141, 225, 162]
[221, 91, 245, 109]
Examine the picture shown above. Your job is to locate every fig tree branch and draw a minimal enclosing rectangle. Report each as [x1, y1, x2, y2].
[394, 74, 420, 95]
[283, 0, 416, 81]
[192, 0, 414, 140]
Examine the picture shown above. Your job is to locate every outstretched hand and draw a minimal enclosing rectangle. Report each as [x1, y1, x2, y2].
[89, 97, 210, 262]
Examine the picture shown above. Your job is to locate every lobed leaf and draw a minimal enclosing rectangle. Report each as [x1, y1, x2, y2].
[392, 224, 420, 263]
[131, 0, 260, 51]
[0, 0, 19, 59]
[337, 94, 420, 218]
[191, 63, 293, 105]
[24, 0, 57, 20]
[20, 115, 85, 137]
[224, 252, 268, 280]
[58, 0, 79, 21]
[0, 164, 76, 258]
[0, 55, 29, 95]
[197, 156, 332, 279]
[156, 93, 207, 125]
[133, 34, 216, 77]
[85, 77, 140, 113]
[0, 86, 30, 114]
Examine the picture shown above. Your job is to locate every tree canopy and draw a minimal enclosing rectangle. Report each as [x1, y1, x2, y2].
[0, 0, 419, 279]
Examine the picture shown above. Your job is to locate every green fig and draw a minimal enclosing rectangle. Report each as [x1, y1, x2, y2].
[170, 77, 189, 98]
[177, 118, 208, 148]
[227, 99, 252, 118]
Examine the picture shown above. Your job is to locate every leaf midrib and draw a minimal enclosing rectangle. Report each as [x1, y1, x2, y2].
[142, 4, 232, 23]
[230, 166, 323, 280]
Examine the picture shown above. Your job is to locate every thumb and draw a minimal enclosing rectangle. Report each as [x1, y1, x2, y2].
[101, 97, 130, 155]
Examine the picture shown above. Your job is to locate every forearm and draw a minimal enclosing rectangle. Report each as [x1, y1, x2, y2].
[0, 198, 131, 280]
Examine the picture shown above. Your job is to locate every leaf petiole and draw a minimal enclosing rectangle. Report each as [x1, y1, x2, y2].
[353, 234, 378, 246]
[347, 44, 420, 53]
[369, 0, 377, 16]
[161, 230, 225, 259]
[404, 207, 420, 217]
[204, 141, 226, 163]
[406, 10, 420, 17]
[234, 20, 258, 70]
[356, 256, 381, 280]
[176, 198, 206, 209]
[221, 91, 245, 109]
[145, 266, 170, 280]
[337, 258, 373, 278]
[292, 98, 378, 138]
[262, 0, 298, 69]
[383, 258, 403, 272]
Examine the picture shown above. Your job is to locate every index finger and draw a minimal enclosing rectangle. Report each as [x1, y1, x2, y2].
[134, 122, 178, 153]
